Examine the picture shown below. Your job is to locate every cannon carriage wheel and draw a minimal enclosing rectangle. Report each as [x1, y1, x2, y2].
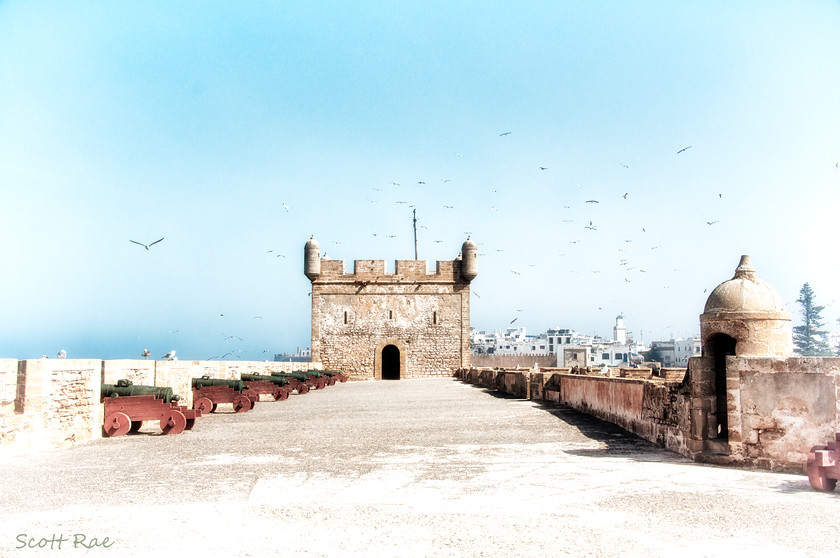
[160, 409, 187, 435]
[194, 397, 213, 414]
[232, 395, 251, 413]
[807, 445, 837, 492]
[274, 389, 289, 401]
[103, 412, 132, 437]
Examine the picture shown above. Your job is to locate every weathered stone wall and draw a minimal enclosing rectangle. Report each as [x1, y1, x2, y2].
[457, 367, 697, 461]
[1, 359, 102, 455]
[311, 258, 471, 379]
[722, 356, 840, 471]
[470, 354, 557, 369]
[0, 359, 324, 456]
[458, 357, 840, 472]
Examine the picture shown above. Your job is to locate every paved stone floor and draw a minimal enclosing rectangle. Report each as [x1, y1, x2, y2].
[1, 378, 839, 557]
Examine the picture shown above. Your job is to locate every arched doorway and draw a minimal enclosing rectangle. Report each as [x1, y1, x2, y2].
[709, 334, 737, 440]
[382, 345, 400, 380]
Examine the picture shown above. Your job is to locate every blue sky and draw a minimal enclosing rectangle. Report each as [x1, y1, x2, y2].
[1, 1, 839, 360]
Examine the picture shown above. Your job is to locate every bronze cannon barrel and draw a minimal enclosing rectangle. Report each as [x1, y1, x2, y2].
[240, 373, 289, 386]
[191, 377, 247, 392]
[101, 380, 180, 404]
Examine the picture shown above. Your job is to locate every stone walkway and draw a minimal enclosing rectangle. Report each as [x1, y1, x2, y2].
[1, 378, 838, 557]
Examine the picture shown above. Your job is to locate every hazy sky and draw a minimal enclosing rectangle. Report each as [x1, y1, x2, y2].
[2, 1, 839, 361]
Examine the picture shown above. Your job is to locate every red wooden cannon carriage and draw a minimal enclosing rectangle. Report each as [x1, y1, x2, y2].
[806, 433, 840, 492]
[102, 381, 200, 437]
[192, 377, 254, 413]
[239, 374, 292, 402]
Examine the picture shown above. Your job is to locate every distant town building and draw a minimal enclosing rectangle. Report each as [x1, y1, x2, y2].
[274, 346, 312, 362]
[471, 316, 650, 368]
[649, 337, 701, 367]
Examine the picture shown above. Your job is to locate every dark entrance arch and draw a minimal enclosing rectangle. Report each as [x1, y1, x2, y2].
[382, 344, 400, 380]
[709, 334, 737, 440]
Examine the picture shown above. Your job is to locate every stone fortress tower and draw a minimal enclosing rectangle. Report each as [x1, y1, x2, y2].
[304, 236, 477, 380]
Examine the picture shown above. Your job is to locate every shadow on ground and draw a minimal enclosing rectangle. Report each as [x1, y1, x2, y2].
[478, 385, 686, 463]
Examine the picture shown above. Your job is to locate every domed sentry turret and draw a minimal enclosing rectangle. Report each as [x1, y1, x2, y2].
[700, 255, 792, 357]
[304, 236, 321, 281]
[461, 236, 477, 282]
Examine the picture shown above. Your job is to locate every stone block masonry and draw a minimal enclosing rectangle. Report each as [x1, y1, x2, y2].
[0, 358, 323, 457]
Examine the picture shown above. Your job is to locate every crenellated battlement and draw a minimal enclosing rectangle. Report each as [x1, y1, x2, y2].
[314, 258, 463, 282]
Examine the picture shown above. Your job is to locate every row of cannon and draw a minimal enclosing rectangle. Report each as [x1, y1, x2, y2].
[101, 369, 348, 437]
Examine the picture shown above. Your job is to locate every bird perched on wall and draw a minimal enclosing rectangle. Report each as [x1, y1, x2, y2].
[129, 237, 164, 250]
[141, 349, 151, 359]
[161, 350, 176, 360]
[56, 350, 66, 359]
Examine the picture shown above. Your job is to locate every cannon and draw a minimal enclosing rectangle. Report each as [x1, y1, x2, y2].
[191, 376, 254, 413]
[270, 371, 321, 391]
[322, 369, 349, 383]
[102, 379, 180, 404]
[806, 433, 840, 492]
[240, 373, 292, 402]
[302, 370, 336, 386]
[101, 380, 198, 437]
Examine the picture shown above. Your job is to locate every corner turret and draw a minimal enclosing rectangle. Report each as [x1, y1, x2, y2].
[304, 235, 321, 281]
[461, 236, 477, 282]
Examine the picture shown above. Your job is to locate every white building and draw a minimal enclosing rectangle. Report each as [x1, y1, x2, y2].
[471, 316, 645, 368]
[649, 337, 701, 367]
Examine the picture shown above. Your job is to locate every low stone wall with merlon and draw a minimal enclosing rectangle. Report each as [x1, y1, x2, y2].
[456, 357, 840, 472]
[0, 359, 324, 457]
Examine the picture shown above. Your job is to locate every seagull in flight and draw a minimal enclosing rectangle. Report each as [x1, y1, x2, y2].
[677, 145, 692, 154]
[130, 237, 164, 250]
[282, 203, 289, 212]
[499, 131, 512, 136]
[539, 166, 548, 170]
[706, 220, 719, 225]
[585, 200, 599, 204]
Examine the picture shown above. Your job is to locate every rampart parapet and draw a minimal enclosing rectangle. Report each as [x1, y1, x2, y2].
[313, 258, 462, 282]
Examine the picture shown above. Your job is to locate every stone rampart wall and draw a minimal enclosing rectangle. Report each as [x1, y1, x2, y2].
[0, 359, 323, 457]
[456, 358, 840, 472]
[470, 354, 557, 369]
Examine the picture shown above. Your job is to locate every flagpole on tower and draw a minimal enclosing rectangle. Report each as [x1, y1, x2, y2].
[413, 208, 418, 260]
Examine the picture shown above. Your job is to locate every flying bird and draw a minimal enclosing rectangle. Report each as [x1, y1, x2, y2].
[282, 203, 289, 212]
[585, 200, 600, 204]
[623, 192, 628, 199]
[677, 145, 692, 154]
[621, 164, 629, 169]
[129, 237, 164, 250]
[500, 131, 512, 136]
[706, 221, 719, 225]
[510, 318, 518, 324]
[539, 166, 548, 170]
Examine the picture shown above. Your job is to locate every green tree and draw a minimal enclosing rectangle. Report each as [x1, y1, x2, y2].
[641, 346, 664, 363]
[793, 283, 832, 356]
